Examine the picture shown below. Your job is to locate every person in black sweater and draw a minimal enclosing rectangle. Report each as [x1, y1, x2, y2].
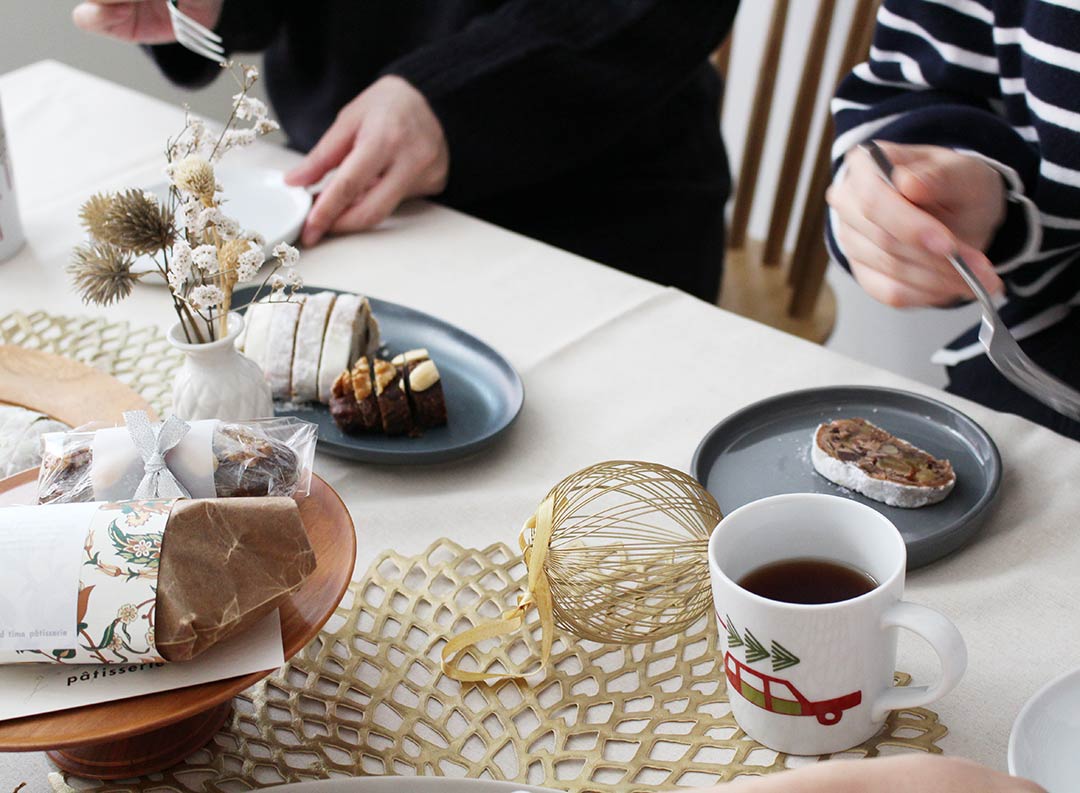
[73, 1, 737, 302]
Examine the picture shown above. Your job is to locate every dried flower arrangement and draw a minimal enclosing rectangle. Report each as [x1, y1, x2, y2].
[68, 63, 302, 344]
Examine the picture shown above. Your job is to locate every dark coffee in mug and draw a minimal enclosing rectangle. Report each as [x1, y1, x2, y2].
[737, 557, 878, 605]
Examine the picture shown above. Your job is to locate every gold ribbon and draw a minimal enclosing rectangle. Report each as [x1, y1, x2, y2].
[441, 496, 555, 682]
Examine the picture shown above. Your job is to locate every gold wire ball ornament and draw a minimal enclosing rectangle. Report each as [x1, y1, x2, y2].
[443, 460, 722, 682]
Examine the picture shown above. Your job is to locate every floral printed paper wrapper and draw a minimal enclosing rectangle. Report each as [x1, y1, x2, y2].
[0, 496, 313, 666]
[7, 500, 174, 665]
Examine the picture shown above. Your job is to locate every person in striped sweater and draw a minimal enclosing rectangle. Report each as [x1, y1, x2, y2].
[826, 0, 1080, 440]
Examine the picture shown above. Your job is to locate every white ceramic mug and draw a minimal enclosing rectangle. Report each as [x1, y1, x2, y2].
[0, 93, 24, 263]
[708, 493, 966, 755]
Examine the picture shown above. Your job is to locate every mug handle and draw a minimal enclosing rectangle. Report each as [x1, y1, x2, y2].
[871, 601, 968, 722]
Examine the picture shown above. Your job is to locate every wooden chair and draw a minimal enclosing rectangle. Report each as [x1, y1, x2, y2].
[714, 0, 878, 344]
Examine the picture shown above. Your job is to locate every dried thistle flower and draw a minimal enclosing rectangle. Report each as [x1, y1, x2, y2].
[98, 189, 175, 255]
[79, 192, 115, 239]
[170, 155, 216, 200]
[68, 242, 139, 306]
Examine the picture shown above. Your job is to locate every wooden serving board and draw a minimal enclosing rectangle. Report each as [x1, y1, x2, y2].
[0, 345, 154, 425]
[0, 471, 356, 779]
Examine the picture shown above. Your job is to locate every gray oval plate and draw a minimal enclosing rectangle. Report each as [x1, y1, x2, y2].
[691, 386, 1001, 569]
[234, 285, 524, 465]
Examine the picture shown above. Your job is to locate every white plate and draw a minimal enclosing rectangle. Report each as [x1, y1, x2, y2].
[1008, 666, 1080, 792]
[134, 164, 311, 283]
[267, 778, 561, 793]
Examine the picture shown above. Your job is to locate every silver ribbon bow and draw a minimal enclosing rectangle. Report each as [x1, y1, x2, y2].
[124, 410, 192, 499]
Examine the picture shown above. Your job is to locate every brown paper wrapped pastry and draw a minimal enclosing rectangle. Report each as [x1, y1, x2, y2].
[36, 418, 316, 505]
[157, 497, 316, 662]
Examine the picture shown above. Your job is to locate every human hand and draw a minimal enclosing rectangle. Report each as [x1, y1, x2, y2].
[72, 0, 223, 45]
[826, 141, 1008, 308]
[284, 75, 449, 247]
[692, 755, 1044, 793]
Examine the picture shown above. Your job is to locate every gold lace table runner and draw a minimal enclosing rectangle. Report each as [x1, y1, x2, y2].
[0, 310, 180, 418]
[61, 539, 946, 792]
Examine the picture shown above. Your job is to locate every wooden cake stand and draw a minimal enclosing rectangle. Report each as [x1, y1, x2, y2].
[0, 345, 155, 424]
[0, 470, 356, 779]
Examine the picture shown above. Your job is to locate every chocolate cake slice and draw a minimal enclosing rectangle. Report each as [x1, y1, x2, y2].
[372, 358, 412, 436]
[392, 349, 448, 429]
[811, 418, 956, 508]
[350, 357, 383, 432]
[329, 369, 364, 434]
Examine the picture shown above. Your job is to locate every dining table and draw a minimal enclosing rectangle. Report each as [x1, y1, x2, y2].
[1, 59, 1078, 787]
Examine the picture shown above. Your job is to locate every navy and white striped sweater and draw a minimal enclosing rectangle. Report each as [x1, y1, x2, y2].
[827, 0, 1080, 365]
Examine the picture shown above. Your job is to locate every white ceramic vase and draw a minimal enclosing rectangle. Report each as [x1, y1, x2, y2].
[168, 312, 273, 421]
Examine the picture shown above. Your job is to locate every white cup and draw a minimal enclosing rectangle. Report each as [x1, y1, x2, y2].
[708, 493, 966, 755]
[0, 93, 25, 263]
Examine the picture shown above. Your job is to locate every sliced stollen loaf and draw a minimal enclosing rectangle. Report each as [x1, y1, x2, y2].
[811, 418, 956, 508]
[291, 291, 336, 402]
[265, 295, 307, 400]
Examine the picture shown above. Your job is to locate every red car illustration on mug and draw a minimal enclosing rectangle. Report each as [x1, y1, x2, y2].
[724, 652, 862, 726]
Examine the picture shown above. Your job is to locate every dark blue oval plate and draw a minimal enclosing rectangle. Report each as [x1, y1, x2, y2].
[234, 285, 524, 465]
[691, 386, 1001, 569]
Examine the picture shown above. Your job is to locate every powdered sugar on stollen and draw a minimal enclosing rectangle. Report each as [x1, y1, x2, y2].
[265, 295, 306, 399]
[291, 291, 336, 402]
[317, 293, 364, 403]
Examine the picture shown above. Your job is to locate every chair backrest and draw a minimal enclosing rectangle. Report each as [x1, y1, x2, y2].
[717, 0, 878, 317]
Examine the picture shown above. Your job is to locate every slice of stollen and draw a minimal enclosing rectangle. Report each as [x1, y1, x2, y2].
[317, 294, 365, 403]
[265, 294, 306, 400]
[291, 291, 336, 402]
[359, 297, 382, 356]
[811, 418, 956, 508]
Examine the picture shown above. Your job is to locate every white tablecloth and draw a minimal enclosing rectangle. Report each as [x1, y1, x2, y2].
[1, 61, 1078, 785]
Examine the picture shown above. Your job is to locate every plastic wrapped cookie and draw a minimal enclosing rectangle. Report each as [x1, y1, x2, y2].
[36, 416, 318, 504]
[0, 405, 68, 478]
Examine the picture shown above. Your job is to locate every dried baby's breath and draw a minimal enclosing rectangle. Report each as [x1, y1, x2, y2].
[68, 242, 140, 306]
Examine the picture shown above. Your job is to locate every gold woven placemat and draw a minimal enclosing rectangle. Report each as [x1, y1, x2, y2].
[62, 539, 947, 792]
[0, 310, 179, 418]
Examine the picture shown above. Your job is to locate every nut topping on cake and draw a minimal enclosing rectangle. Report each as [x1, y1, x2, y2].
[391, 348, 431, 366]
[409, 360, 440, 392]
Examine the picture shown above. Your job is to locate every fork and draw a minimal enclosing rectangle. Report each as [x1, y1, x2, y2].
[166, 0, 225, 63]
[859, 140, 1080, 421]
